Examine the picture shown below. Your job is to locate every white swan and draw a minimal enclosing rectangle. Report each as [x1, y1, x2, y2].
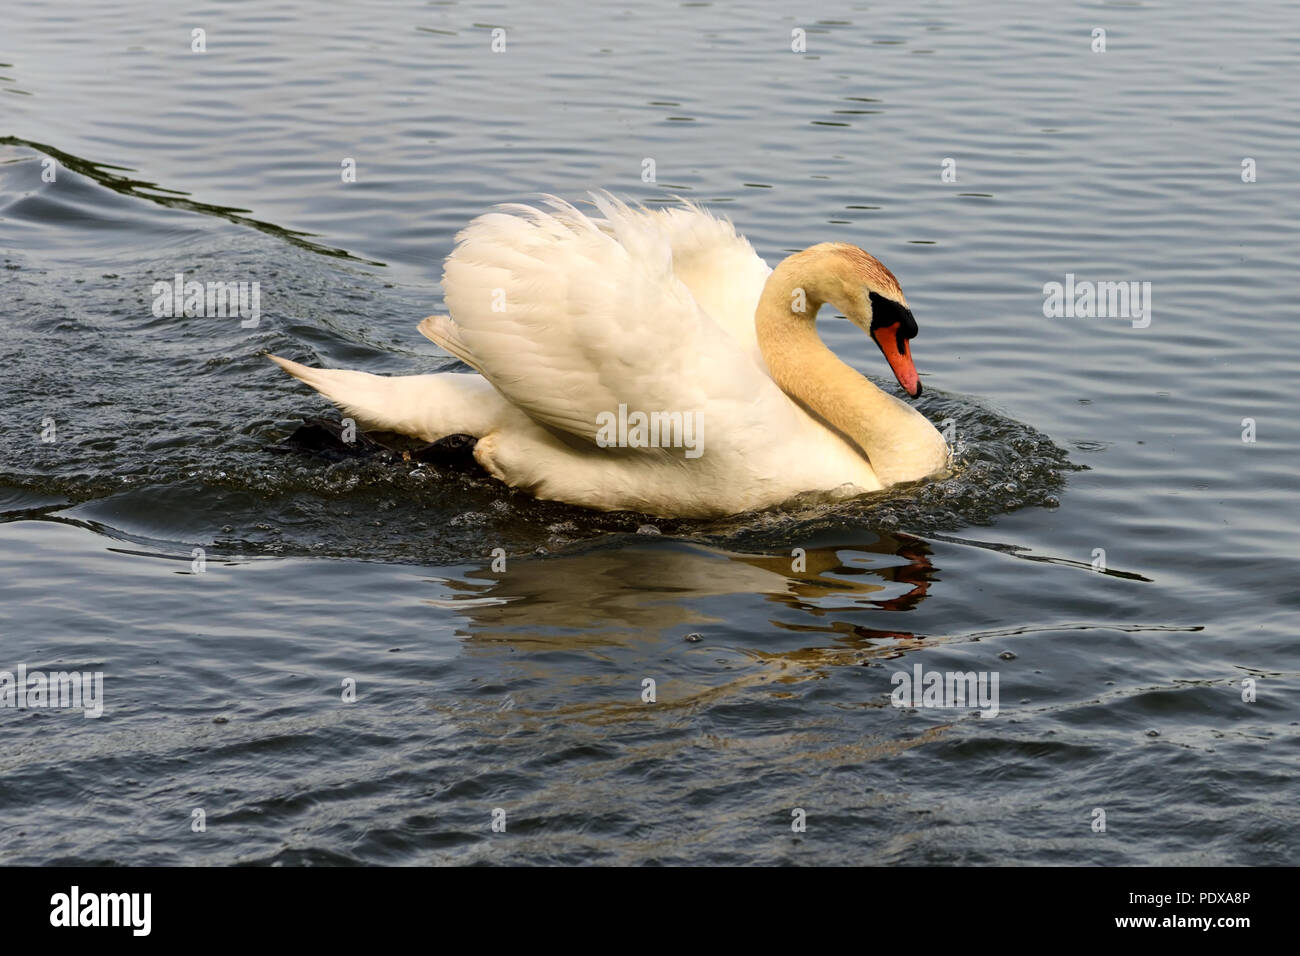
[269, 194, 948, 517]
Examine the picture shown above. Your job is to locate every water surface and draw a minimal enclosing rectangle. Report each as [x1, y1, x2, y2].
[1, 0, 1297, 865]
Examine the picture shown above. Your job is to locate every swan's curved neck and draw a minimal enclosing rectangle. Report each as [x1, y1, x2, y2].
[755, 247, 938, 484]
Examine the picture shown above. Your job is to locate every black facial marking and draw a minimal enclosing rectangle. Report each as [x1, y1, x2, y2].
[868, 291, 918, 343]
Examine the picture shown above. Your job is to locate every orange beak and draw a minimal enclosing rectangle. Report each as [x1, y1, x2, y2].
[871, 322, 922, 397]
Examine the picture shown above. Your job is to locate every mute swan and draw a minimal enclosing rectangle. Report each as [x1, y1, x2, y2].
[269, 194, 948, 517]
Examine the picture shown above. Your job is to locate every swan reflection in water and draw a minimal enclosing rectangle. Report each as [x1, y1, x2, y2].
[421, 532, 937, 690]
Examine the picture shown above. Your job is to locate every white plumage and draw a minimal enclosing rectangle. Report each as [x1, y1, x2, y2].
[270, 193, 948, 516]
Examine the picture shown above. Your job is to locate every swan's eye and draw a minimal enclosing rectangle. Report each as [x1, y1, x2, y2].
[867, 291, 917, 339]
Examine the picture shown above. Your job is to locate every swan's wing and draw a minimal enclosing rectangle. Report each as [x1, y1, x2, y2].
[597, 201, 772, 362]
[422, 193, 772, 448]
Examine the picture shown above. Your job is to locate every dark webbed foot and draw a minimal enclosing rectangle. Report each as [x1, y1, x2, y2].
[268, 417, 480, 470]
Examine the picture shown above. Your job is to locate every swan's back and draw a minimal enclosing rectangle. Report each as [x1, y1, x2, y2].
[424, 194, 780, 453]
[592, 202, 771, 360]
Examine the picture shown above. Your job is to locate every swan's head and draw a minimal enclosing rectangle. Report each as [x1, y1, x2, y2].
[844, 250, 922, 399]
[863, 292, 922, 398]
[775, 242, 924, 398]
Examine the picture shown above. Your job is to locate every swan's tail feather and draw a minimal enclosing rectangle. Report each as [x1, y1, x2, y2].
[267, 354, 500, 442]
[417, 315, 485, 375]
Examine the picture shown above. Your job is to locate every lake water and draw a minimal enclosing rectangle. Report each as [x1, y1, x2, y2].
[1, 0, 1296, 865]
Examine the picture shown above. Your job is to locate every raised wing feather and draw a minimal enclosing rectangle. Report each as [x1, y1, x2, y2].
[424, 193, 773, 448]
[613, 202, 772, 363]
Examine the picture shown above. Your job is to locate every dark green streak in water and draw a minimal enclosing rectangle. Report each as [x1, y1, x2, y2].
[0, 135, 385, 266]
